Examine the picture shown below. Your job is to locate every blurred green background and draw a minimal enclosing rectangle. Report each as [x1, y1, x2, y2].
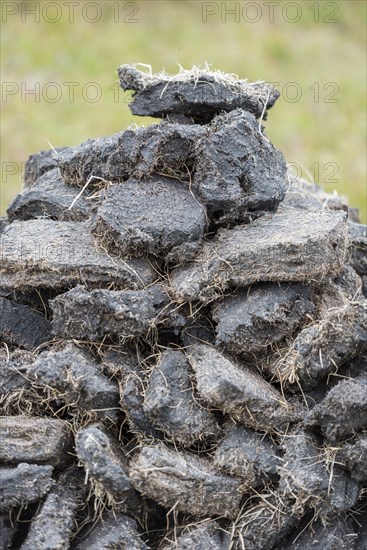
[1, 0, 366, 221]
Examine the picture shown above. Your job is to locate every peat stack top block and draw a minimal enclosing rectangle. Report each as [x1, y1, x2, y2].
[118, 64, 279, 122]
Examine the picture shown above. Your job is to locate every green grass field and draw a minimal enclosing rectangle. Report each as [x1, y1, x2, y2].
[1, 0, 366, 221]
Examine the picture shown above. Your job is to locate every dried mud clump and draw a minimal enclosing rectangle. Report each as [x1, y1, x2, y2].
[1, 64, 365, 548]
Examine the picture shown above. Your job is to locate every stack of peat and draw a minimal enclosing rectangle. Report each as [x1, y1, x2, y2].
[1, 65, 367, 549]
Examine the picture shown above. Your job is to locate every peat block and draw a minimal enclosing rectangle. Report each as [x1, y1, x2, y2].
[118, 65, 279, 122]
[143, 349, 219, 445]
[75, 423, 140, 513]
[163, 521, 230, 550]
[337, 433, 367, 483]
[279, 431, 359, 516]
[20, 479, 79, 550]
[28, 344, 119, 422]
[329, 264, 364, 305]
[0, 352, 33, 398]
[121, 371, 161, 440]
[24, 148, 67, 188]
[193, 109, 287, 222]
[187, 344, 299, 433]
[56, 132, 120, 186]
[212, 282, 315, 356]
[57, 122, 203, 186]
[0, 416, 72, 467]
[171, 210, 348, 302]
[74, 512, 147, 549]
[275, 300, 367, 388]
[0, 463, 54, 511]
[102, 121, 202, 180]
[307, 376, 367, 443]
[232, 491, 298, 550]
[0, 220, 155, 291]
[92, 176, 207, 261]
[280, 174, 351, 216]
[0, 296, 52, 351]
[51, 284, 170, 340]
[7, 168, 92, 222]
[282, 515, 358, 550]
[129, 443, 243, 518]
[213, 422, 279, 484]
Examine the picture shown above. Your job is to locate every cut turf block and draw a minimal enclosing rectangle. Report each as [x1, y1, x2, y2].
[57, 132, 120, 186]
[129, 443, 243, 519]
[7, 168, 92, 222]
[213, 423, 279, 484]
[57, 122, 203, 186]
[75, 423, 141, 513]
[282, 516, 358, 550]
[74, 512, 147, 550]
[92, 176, 206, 261]
[163, 521, 230, 550]
[279, 431, 359, 514]
[171, 210, 348, 302]
[143, 349, 219, 445]
[104, 122, 202, 181]
[307, 377, 367, 443]
[118, 65, 279, 122]
[0, 220, 155, 291]
[0, 297, 52, 351]
[187, 344, 299, 433]
[28, 344, 119, 423]
[330, 264, 364, 304]
[0, 463, 54, 511]
[0, 416, 72, 467]
[24, 148, 67, 188]
[212, 282, 315, 356]
[280, 174, 351, 216]
[0, 351, 33, 398]
[301, 266, 362, 325]
[337, 433, 367, 483]
[20, 477, 79, 550]
[101, 347, 141, 379]
[275, 301, 367, 388]
[232, 491, 298, 550]
[51, 284, 170, 340]
[121, 373, 161, 440]
[193, 109, 287, 222]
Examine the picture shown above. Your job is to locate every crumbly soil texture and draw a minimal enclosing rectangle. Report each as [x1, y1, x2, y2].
[0, 64, 366, 550]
